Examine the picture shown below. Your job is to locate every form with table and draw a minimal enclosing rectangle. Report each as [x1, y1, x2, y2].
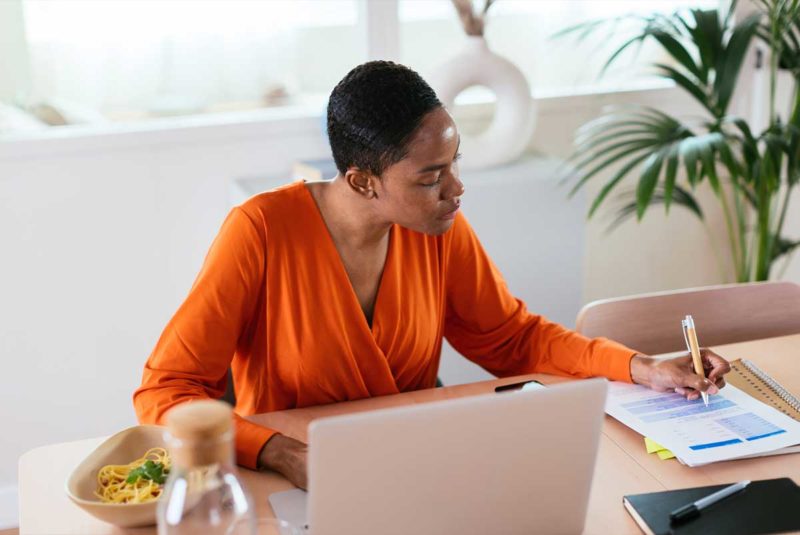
[18, 334, 800, 534]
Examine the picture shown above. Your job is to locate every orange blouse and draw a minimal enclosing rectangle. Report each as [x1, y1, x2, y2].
[134, 181, 635, 469]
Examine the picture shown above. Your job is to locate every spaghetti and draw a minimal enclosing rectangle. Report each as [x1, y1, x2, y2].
[95, 447, 171, 504]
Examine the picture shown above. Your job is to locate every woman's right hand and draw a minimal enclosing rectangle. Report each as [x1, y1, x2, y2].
[258, 434, 308, 490]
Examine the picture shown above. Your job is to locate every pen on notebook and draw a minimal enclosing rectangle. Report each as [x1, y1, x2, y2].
[669, 480, 750, 525]
[682, 315, 709, 407]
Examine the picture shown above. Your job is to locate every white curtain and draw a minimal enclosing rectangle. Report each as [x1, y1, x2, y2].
[0, 0, 32, 104]
[21, 0, 360, 115]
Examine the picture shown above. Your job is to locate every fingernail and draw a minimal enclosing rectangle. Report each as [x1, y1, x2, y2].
[709, 385, 719, 395]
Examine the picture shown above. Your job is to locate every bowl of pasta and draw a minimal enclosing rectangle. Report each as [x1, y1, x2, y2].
[66, 425, 170, 527]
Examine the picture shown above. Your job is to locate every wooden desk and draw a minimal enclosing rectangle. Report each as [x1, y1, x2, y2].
[18, 334, 800, 534]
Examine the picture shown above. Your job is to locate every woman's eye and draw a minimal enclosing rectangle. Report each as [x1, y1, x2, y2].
[421, 153, 461, 187]
[423, 176, 442, 187]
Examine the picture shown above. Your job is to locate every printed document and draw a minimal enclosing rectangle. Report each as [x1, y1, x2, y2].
[606, 383, 800, 466]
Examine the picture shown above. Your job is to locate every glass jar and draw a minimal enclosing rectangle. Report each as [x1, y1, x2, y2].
[157, 400, 256, 535]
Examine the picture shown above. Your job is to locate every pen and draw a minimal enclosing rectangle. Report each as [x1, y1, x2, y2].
[682, 315, 709, 407]
[669, 480, 751, 525]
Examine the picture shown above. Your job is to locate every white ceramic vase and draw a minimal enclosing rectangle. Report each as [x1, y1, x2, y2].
[427, 35, 537, 171]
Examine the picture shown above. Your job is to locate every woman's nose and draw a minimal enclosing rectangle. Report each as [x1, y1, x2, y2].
[443, 174, 465, 200]
[454, 177, 465, 197]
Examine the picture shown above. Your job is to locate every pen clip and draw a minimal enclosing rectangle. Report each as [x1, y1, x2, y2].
[681, 319, 691, 352]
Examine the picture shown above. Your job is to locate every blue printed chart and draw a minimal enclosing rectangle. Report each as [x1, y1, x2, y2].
[606, 383, 800, 466]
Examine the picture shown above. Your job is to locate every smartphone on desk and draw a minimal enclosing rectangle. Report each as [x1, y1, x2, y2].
[495, 379, 546, 393]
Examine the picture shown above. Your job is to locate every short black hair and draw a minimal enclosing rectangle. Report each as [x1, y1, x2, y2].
[326, 61, 443, 177]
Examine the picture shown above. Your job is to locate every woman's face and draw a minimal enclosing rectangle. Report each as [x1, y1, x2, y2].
[373, 107, 465, 235]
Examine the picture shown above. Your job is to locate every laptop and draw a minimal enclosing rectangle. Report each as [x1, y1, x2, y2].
[269, 378, 608, 535]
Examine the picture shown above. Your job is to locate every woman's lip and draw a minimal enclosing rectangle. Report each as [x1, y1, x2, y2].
[439, 205, 460, 220]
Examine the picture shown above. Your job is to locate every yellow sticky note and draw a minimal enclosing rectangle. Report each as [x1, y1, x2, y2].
[657, 449, 676, 460]
[644, 437, 665, 454]
[644, 437, 675, 460]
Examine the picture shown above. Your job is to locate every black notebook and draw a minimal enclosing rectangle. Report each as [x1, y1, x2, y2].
[623, 478, 800, 535]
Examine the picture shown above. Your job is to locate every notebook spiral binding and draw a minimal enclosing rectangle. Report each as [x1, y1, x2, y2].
[741, 359, 800, 414]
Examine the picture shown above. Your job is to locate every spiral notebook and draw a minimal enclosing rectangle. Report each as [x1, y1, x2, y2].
[725, 358, 800, 458]
[726, 359, 800, 422]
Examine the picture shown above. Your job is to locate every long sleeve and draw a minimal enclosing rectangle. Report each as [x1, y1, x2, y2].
[443, 213, 635, 382]
[133, 207, 277, 469]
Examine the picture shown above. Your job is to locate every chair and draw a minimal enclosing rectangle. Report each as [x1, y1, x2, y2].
[576, 281, 800, 355]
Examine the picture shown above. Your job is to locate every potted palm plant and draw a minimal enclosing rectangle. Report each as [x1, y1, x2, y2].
[562, 0, 799, 282]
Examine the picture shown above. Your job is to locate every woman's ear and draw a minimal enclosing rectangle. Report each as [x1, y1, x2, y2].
[345, 167, 378, 199]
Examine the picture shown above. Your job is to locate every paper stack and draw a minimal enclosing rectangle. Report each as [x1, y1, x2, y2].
[606, 383, 800, 466]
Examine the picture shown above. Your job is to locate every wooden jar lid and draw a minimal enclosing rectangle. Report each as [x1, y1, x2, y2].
[165, 401, 233, 467]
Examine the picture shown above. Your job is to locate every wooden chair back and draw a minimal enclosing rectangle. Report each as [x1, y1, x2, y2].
[576, 281, 800, 355]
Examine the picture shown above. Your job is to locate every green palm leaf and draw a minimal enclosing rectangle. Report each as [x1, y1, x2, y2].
[771, 235, 800, 262]
[564, 107, 691, 201]
[567, 141, 657, 196]
[650, 30, 703, 81]
[654, 63, 714, 115]
[607, 184, 704, 232]
[558, 1, 800, 283]
[636, 150, 666, 219]
[589, 153, 652, 217]
[663, 143, 681, 213]
[681, 9, 721, 79]
[714, 13, 761, 114]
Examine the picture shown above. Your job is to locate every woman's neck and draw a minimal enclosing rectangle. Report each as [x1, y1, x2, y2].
[307, 176, 392, 251]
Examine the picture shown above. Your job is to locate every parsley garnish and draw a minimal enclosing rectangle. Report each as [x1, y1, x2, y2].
[126, 460, 168, 485]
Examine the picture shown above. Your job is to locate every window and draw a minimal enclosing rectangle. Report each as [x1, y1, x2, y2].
[20, 0, 363, 121]
[7, 0, 722, 125]
[400, 0, 721, 102]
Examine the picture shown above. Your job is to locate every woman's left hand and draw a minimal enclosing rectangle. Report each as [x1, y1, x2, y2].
[630, 348, 731, 401]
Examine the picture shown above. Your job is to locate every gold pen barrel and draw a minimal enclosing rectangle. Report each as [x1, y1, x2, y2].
[684, 315, 709, 406]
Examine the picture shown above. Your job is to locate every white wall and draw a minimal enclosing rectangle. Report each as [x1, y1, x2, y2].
[0, 111, 332, 522]
[441, 158, 587, 384]
[2, 84, 799, 526]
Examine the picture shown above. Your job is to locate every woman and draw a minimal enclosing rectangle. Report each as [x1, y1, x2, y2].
[134, 61, 730, 489]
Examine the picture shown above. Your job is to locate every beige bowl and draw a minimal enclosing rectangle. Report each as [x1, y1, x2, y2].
[66, 424, 168, 528]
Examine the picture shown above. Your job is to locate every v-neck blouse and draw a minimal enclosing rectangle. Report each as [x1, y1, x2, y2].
[305, 186, 395, 334]
[134, 181, 635, 469]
